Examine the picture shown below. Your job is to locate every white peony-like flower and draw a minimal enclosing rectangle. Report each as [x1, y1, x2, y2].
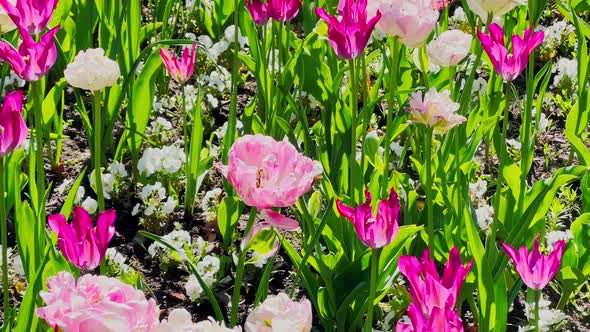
[427, 30, 473, 67]
[245, 293, 312, 332]
[64, 48, 120, 91]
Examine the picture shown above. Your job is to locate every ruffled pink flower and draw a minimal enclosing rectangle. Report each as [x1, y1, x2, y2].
[245, 293, 312, 332]
[0, 25, 59, 81]
[260, 209, 300, 231]
[48, 206, 116, 270]
[0, 0, 58, 35]
[502, 235, 565, 290]
[407, 88, 466, 135]
[396, 303, 464, 332]
[36, 272, 160, 331]
[245, 0, 301, 25]
[0, 91, 26, 157]
[427, 30, 473, 67]
[336, 188, 400, 249]
[315, 0, 381, 59]
[477, 24, 544, 81]
[217, 134, 322, 210]
[367, 0, 439, 48]
[160, 44, 197, 83]
[398, 247, 473, 316]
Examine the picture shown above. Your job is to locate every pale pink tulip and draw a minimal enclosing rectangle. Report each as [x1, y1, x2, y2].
[260, 209, 300, 231]
[48, 206, 116, 270]
[466, 0, 525, 21]
[36, 272, 160, 331]
[367, 0, 439, 48]
[502, 235, 565, 290]
[160, 44, 197, 83]
[336, 188, 400, 249]
[407, 88, 466, 134]
[477, 24, 544, 81]
[0, 91, 26, 157]
[156, 308, 241, 332]
[217, 134, 322, 210]
[396, 303, 464, 332]
[0, 0, 58, 35]
[427, 30, 473, 67]
[245, 293, 312, 332]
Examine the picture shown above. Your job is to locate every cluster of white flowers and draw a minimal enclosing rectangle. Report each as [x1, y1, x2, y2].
[86, 161, 129, 206]
[137, 145, 186, 177]
[89, 168, 115, 200]
[132, 182, 177, 218]
[546, 230, 574, 250]
[1, 71, 25, 91]
[0, 247, 26, 295]
[213, 120, 244, 141]
[153, 95, 177, 114]
[147, 117, 175, 144]
[552, 58, 578, 93]
[105, 248, 131, 274]
[185, 255, 221, 300]
[538, 20, 576, 56]
[469, 180, 494, 231]
[518, 296, 567, 332]
[74, 186, 98, 214]
[201, 188, 224, 222]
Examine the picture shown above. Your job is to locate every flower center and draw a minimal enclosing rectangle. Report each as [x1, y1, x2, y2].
[0, 124, 3, 134]
[256, 168, 265, 188]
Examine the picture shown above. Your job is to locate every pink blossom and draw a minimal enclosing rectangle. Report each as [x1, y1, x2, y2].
[36, 272, 160, 331]
[48, 206, 116, 270]
[336, 188, 400, 249]
[315, 0, 381, 59]
[0, 0, 58, 35]
[245, 0, 301, 25]
[431, 0, 452, 10]
[502, 235, 565, 290]
[217, 134, 322, 210]
[367, 0, 439, 48]
[396, 304, 464, 332]
[477, 24, 544, 81]
[408, 88, 465, 134]
[0, 91, 26, 157]
[0, 25, 59, 81]
[160, 44, 197, 83]
[427, 30, 473, 67]
[398, 247, 473, 316]
[245, 293, 312, 332]
[259, 209, 300, 231]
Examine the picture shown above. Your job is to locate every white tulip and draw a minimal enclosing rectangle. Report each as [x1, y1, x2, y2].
[64, 48, 120, 91]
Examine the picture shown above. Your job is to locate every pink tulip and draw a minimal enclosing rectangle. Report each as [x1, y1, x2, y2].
[48, 206, 116, 270]
[502, 235, 565, 290]
[36, 271, 160, 331]
[315, 0, 381, 59]
[246, 0, 301, 25]
[431, 0, 452, 10]
[407, 88, 466, 135]
[0, 91, 26, 157]
[336, 188, 400, 249]
[0, 0, 58, 35]
[0, 26, 59, 81]
[159, 44, 197, 83]
[396, 303, 464, 332]
[477, 24, 544, 81]
[216, 134, 322, 210]
[245, 293, 312, 332]
[398, 247, 473, 316]
[260, 209, 300, 231]
[367, 0, 439, 48]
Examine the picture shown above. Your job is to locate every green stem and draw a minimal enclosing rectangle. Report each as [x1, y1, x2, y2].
[93, 90, 105, 213]
[31, 81, 46, 263]
[382, 38, 400, 196]
[360, 53, 369, 181]
[349, 58, 358, 202]
[223, 0, 240, 162]
[532, 288, 541, 332]
[493, 83, 510, 226]
[0, 157, 9, 318]
[424, 127, 434, 249]
[364, 248, 380, 332]
[230, 207, 258, 327]
[181, 84, 190, 213]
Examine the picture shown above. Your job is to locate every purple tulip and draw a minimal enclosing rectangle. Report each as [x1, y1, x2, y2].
[502, 235, 565, 290]
[245, 0, 301, 25]
[315, 0, 381, 59]
[48, 206, 116, 270]
[159, 44, 197, 84]
[0, 91, 26, 157]
[0, 0, 59, 35]
[396, 303, 464, 332]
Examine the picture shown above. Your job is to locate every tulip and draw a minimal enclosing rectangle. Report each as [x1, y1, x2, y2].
[259, 209, 300, 231]
[245, 293, 312, 332]
[477, 24, 544, 81]
[502, 235, 565, 290]
[241, 222, 280, 265]
[36, 271, 160, 331]
[0, 0, 58, 35]
[431, 0, 452, 10]
[367, 0, 439, 48]
[0, 26, 59, 81]
[246, 0, 301, 25]
[48, 206, 116, 270]
[315, 0, 381, 59]
[396, 303, 464, 332]
[398, 247, 473, 316]
[407, 88, 466, 135]
[336, 188, 400, 249]
[466, 0, 526, 22]
[216, 134, 322, 210]
[0, 91, 26, 157]
[64, 48, 121, 91]
[159, 44, 198, 84]
[427, 30, 473, 67]
[245, 0, 270, 25]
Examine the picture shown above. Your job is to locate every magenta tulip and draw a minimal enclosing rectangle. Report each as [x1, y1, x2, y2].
[396, 303, 464, 332]
[0, 91, 26, 157]
[336, 188, 400, 249]
[245, 0, 270, 25]
[502, 235, 565, 290]
[246, 0, 301, 25]
[0, 26, 59, 81]
[477, 24, 544, 81]
[0, 0, 58, 35]
[159, 44, 197, 83]
[48, 206, 116, 270]
[315, 0, 381, 59]
[398, 247, 473, 316]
